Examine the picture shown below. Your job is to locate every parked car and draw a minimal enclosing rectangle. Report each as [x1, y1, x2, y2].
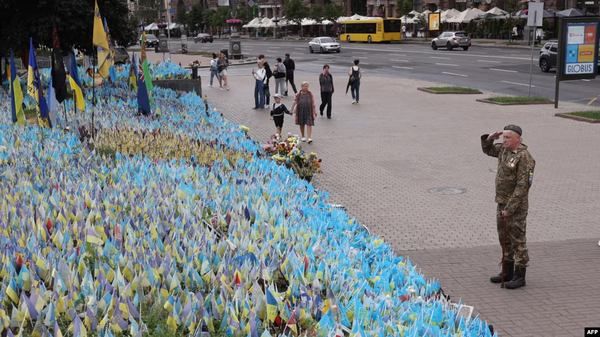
[538, 41, 558, 72]
[308, 37, 341, 54]
[432, 31, 471, 51]
[194, 33, 213, 43]
[113, 47, 130, 64]
[539, 40, 600, 73]
[140, 34, 159, 48]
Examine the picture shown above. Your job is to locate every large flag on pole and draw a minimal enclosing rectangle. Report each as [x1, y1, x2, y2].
[51, 26, 67, 103]
[93, 0, 109, 50]
[136, 54, 151, 116]
[98, 16, 114, 79]
[67, 52, 85, 112]
[26, 38, 51, 127]
[9, 50, 25, 125]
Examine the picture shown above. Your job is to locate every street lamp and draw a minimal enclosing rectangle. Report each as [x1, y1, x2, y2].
[273, 16, 280, 38]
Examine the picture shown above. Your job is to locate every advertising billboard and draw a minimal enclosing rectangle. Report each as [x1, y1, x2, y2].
[429, 13, 440, 31]
[558, 18, 600, 80]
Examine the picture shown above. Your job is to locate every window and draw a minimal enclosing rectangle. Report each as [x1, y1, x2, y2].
[345, 23, 377, 34]
[550, 45, 557, 52]
[455, 32, 467, 37]
[383, 19, 401, 32]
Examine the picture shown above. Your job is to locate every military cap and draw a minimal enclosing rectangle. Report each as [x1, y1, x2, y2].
[504, 124, 522, 136]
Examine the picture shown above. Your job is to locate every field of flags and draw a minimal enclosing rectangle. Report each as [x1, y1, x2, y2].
[0, 2, 497, 337]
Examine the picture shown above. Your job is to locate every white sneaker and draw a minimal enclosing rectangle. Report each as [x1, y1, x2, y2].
[301, 137, 307, 142]
[352, 100, 356, 104]
[307, 138, 313, 144]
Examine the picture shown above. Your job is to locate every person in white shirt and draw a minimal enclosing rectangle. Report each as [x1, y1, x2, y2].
[209, 53, 221, 88]
[252, 60, 266, 109]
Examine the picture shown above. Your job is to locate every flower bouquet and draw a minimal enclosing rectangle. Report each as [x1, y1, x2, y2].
[263, 134, 321, 180]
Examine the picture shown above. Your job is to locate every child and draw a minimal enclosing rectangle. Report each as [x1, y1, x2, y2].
[270, 93, 291, 136]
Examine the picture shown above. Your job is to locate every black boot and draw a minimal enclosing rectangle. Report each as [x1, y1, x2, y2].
[505, 265, 526, 289]
[490, 261, 514, 284]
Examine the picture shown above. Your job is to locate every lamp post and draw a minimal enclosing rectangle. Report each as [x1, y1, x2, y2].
[273, 16, 280, 38]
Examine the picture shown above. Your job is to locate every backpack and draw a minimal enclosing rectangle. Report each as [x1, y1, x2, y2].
[350, 67, 360, 82]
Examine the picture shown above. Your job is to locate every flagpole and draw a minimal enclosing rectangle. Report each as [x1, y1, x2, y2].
[92, 47, 96, 140]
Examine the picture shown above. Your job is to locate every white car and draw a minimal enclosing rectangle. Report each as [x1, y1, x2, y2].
[308, 37, 341, 53]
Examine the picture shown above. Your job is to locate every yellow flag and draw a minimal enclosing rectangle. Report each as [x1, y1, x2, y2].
[67, 75, 85, 111]
[93, 0, 109, 50]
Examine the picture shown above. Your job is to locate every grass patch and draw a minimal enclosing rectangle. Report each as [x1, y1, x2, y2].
[555, 111, 600, 123]
[418, 86, 482, 94]
[568, 111, 600, 120]
[478, 96, 553, 105]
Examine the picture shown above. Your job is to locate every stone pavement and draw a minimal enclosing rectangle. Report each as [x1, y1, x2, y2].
[176, 56, 600, 336]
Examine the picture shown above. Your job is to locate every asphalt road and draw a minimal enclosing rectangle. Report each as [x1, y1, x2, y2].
[171, 38, 600, 107]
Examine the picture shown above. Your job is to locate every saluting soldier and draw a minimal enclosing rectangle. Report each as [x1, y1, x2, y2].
[481, 124, 535, 289]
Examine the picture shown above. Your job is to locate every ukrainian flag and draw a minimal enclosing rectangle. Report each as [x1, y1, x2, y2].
[26, 38, 51, 126]
[265, 286, 278, 323]
[9, 50, 25, 125]
[93, 0, 109, 50]
[67, 52, 85, 111]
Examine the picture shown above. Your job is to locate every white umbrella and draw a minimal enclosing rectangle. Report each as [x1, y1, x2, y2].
[301, 18, 317, 26]
[400, 15, 415, 24]
[242, 17, 261, 28]
[441, 9, 461, 23]
[144, 23, 158, 31]
[260, 17, 275, 28]
[408, 10, 420, 16]
[446, 8, 485, 23]
[486, 7, 509, 17]
[556, 8, 584, 17]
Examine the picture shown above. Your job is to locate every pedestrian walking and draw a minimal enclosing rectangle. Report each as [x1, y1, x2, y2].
[270, 93, 291, 136]
[209, 53, 221, 88]
[273, 57, 287, 96]
[481, 125, 536, 290]
[291, 81, 316, 144]
[348, 59, 361, 104]
[283, 53, 297, 96]
[318, 64, 334, 119]
[217, 51, 229, 90]
[252, 60, 266, 109]
[263, 61, 273, 106]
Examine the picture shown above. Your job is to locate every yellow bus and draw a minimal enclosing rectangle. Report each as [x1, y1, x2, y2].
[341, 18, 402, 43]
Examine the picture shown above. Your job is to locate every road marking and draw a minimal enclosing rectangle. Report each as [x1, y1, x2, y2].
[431, 56, 451, 60]
[501, 80, 535, 87]
[582, 79, 592, 82]
[391, 59, 409, 62]
[341, 46, 531, 61]
[360, 62, 370, 65]
[490, 68, 518, 73]
[436, 63, 460, 67]
[392, 66, 413, 70]
[477, 59, 501, 63]
[442, 71, 468, 77]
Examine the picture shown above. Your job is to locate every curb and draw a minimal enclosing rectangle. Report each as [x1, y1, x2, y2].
[417, 87, 482, 94]
[476, 98, 554, 105]
[555, 113, 600, 123]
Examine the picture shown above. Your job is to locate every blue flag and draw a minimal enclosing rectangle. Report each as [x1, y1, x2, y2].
[27, 38, 51, 126]
[135, 54, 151, 115]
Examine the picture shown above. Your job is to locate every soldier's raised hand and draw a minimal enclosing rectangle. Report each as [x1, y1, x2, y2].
[487, 131, 503, 141]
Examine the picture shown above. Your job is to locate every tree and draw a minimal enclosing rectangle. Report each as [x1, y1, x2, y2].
[0, 0, 137, 57]
[185, 3, 205, 33]
[284, 0, 308, 36]
[136, 0, 162, 25]
[322, 3, 343, 22]
[176, 0, 187, 24]
[396, 0, 413, 17]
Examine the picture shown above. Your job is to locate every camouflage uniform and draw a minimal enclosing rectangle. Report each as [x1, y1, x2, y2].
[481, 134, 535, 268]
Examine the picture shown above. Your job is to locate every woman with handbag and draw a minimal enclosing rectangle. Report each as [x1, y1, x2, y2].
[273, 57, 287, 96]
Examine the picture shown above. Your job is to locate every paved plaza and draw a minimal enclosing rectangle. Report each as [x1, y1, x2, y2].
[194, 60, 600, 337]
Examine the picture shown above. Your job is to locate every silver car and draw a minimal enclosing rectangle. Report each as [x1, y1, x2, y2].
[308, 37, 341, 53]
[432, 31, 471, 51]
